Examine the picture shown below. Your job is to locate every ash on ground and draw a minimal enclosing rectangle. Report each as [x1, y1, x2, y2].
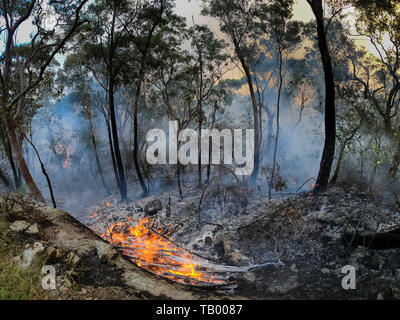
[80, 185, 400, 300]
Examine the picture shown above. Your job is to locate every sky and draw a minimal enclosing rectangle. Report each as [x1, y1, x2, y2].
[1, 0, 375, 68]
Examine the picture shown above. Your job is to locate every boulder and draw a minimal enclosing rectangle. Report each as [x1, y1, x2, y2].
[9, 220, 30, 232]
[12, 242, 45, 271]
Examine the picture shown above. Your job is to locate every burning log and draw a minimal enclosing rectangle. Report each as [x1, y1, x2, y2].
[97, 215, 280, 290]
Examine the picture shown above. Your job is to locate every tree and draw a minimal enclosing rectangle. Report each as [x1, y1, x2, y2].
[188, 23, 229, 186]
[120, 0, 176, 197]
[306, 0, 337, 193]
[257, 0, 302, 198]
[0, 0, 89, 203]
[202, 0, 261, 183]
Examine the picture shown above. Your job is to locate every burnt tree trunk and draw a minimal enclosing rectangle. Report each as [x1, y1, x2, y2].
[240, 60, 260, 183]
[307, 0, 336, 193]
[25, 135, 57, 208]
[389, 138, 400, 181]
[343, 228, 400, 250]
[107, 9, 127, 201]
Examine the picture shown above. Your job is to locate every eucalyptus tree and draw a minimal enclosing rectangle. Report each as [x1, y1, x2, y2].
[257, 0, 302, 198]
[76, 0, 134, 201]
[63, 53, 111, 196]
[118, 0, 176, 197]
[306, 0, 337, 193]
[202, 0, 262, 183]
[188, 24, 229, 186]
[0, 0, 89, 203]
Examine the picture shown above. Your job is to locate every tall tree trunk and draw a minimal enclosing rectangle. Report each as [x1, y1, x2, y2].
[25, 135, 56, 208]
[331, 145, 345, 185]
[105, 117, 120, 190]
[6, 115, 45, 203]
[108, 82, 128, 201]
[206, 102, 218, 184]
[131, 17, 160, 198]
[3, 134, 21, 190]
[269, 51, 283, 200]
[389, 139, 400, 180]
[0, 167, 11, 190]
[240, 60, 260, 183]
[107, 7, 127, 201]
[88, 114, 111, 196]
[308, 0, 336, 193]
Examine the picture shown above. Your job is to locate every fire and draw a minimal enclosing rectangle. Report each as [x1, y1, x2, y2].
[99, 217, 228, 287]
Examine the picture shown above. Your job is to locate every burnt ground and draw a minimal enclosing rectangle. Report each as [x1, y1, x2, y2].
[1, 184, 400, 300]
[82, 185, 400, 300]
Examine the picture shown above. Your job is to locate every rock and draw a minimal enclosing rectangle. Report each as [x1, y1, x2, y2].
[12, 242, 45, 271]
[95, 241, 118, 261]
[26, 223, 39, 235]
[144, 199, 162, 216]
[9, 220, 30, 232]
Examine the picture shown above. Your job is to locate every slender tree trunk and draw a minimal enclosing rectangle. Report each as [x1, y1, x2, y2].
[331, 145, 345, 185]
[308, 0, 336, 193]
[131, 16, 160, 198]
[107, 7, 127, 201]
[105, 117, 120, 189]
[0, 167, 11, 190]
[206, 104, 217, 184]
[389, 139, 400, 180]
[108, 85, 127, 201]
[25, 135, 56, 208]
[6, 115, 45, 203]
[88, 114, 111, 196]
[197, 50, 204, 187]
[3, 135, 21, 189]
[269, 51, 283, 200]
[133, 82, 149, 197]
[240, 60, 260, 183]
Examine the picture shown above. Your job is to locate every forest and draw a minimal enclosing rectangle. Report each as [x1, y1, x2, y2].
[0, 0, 400, 301]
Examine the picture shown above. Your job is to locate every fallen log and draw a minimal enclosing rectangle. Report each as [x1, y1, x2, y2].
[0, 197, 245, 300]
[343, 228, 400, 250]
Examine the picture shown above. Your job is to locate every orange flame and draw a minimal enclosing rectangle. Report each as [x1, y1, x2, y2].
[99, 217, 226, 286]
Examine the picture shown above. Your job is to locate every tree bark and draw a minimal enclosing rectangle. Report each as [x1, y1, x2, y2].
[240, 59, 260, 183]
[5, 115, 45, 203]
[307, 0, 336, 193]
[25, 135, 57, 208]
[269, 51, 283, 199]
